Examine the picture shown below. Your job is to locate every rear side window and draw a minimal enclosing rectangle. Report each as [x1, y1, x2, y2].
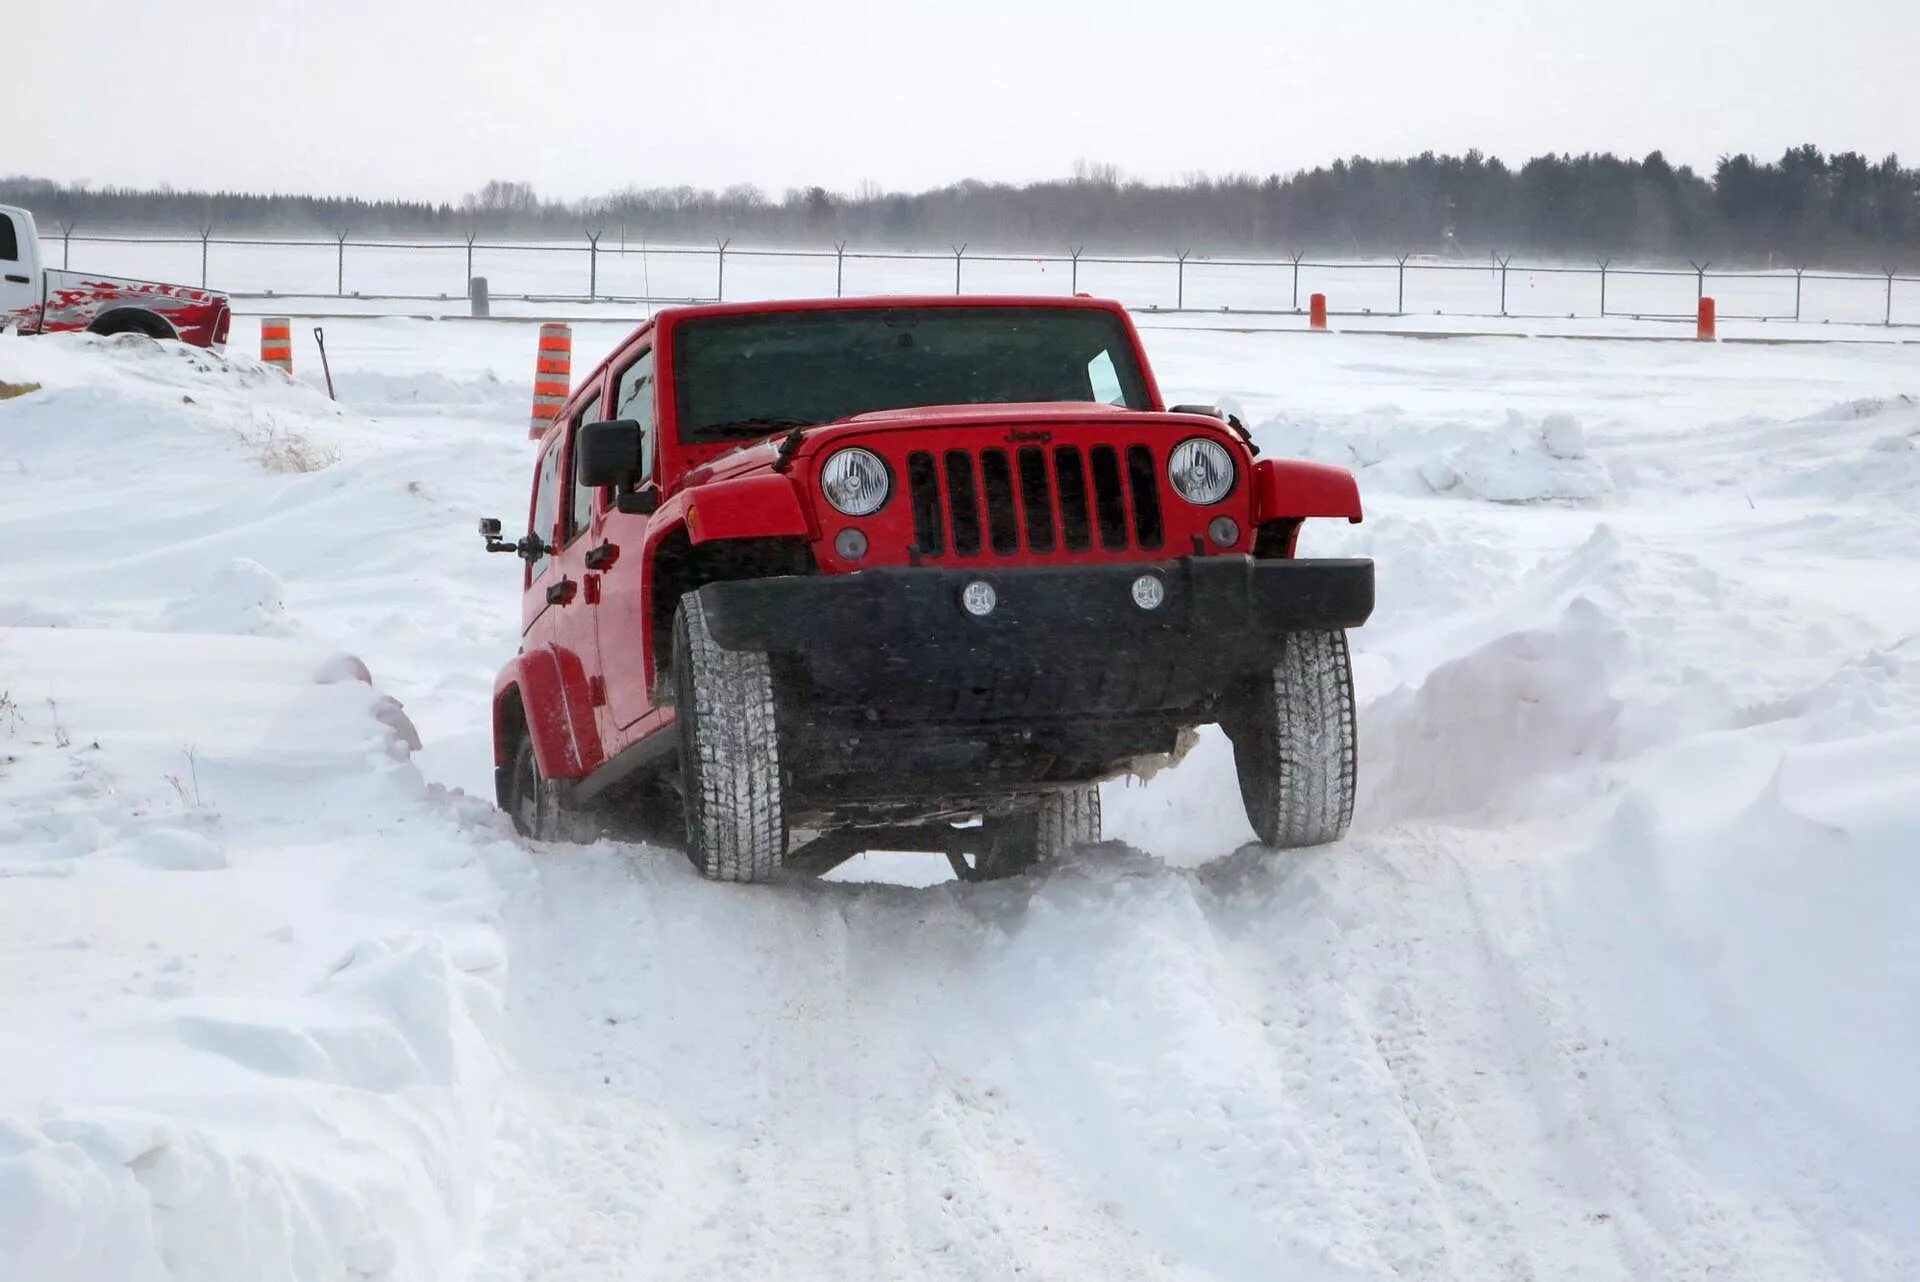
[529, 442, 562, 580]
[0, 214, 17, 263]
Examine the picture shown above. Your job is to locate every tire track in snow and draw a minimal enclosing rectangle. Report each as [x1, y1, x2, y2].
[477, 838, 1542, 1280]
[479, 823, 1907, 1282]
[1197, 839, 1536, 1282]
[1351, 825, 1860, 1282]
[484, 848, 1195, 1281]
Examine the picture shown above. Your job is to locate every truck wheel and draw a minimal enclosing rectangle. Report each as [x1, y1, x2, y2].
[1226, 629, 1357, 848]
[968, 786, 1101, 880]
[672, 591, 786, 882]
[88, 309, 172, 341]
[506, 733, 571, 841]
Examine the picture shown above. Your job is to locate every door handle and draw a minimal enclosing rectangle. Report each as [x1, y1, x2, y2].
[584, 542, 618, 571]
[3, 274, 29, 285]
[546, 577, 576, 606]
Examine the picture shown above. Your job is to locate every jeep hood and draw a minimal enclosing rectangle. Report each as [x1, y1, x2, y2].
[681, 402, 1221, 487]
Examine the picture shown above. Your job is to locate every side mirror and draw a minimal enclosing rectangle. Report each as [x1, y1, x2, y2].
[616, 490, 659, 516]
[575, 419, 644, 488]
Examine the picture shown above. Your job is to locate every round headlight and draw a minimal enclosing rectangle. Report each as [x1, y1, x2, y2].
[819, 447, 890, 517]
[1167, 438, 1236, 505]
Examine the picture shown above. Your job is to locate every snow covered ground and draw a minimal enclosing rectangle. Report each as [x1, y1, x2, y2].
[1, 317, 1916, 1281]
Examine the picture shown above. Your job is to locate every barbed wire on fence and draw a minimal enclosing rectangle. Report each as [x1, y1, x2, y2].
[39, 228, 1918, 327]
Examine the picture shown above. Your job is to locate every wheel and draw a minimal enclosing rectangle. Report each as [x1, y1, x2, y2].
[88, 310, 171, 341]
[965, 785, 1101, 881]
[672, 591, 786, 882]
[1225, 628, 1357, 848]
[506, 732, 572, 841]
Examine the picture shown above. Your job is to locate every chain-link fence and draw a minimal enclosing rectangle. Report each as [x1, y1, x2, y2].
[35, 227, 1920, 327]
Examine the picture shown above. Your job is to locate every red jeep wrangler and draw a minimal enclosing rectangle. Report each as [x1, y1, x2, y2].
[484, 296, 1372, 881]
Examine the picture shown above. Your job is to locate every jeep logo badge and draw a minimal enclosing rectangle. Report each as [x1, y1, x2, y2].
[1005, 428, 1052, 445]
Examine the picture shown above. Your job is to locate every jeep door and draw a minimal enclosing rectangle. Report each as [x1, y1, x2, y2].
[594, 343, 662, 730]
[514, 431, 578, 773]
[545, 389, 608, 771]
[521, 433, 566, 639]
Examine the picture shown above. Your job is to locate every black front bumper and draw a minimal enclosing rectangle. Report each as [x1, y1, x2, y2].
[696, 556, 1371, 802]
[698, 554, 1371, 667]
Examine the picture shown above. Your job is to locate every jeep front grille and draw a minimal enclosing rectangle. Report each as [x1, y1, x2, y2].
[906, 443, 1165, 559]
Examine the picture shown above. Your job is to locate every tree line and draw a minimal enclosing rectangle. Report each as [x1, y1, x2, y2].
[4, 148, 1914, 265]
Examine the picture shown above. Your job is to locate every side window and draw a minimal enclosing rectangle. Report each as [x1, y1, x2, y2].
[0, 214, 18, 263]
[564, 392, 602, 545]
[528, 442, 562, 581]
[1086, 349, 1125, 406]
[611, 349, 657, 482]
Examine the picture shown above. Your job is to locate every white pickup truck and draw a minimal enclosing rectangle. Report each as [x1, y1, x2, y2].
[1, 204, 231, 349]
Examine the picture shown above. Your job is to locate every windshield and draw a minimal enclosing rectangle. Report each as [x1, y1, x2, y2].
[671, 305, 1152, 441]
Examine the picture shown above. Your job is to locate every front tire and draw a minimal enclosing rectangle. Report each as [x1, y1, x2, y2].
[968, 786, 1101, 880]
[672, 591, 787, 882]
[1226, 629, 1357, 848]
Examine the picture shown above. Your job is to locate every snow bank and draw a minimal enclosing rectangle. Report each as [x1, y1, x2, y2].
[1244, 390, 1913, 512]
[1547, 717, 1920, 1263]
[1361, 595, 1626, 822]
[0, 332, 532, 1281]
[158, 558, 295, 636]
[1761, 395, 1920, 500]
[324, 368, 523, 416]
[1252, 406, 1613, 504]
[1347, 506, 1898, 827]
[0, 333, 359, 631]
[0, 328, 530, 791]
[0, 626, 520, 1282]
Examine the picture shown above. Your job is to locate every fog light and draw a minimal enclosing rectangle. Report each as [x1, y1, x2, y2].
[1130, 574, 1166, 610]
[833, 528, 868, 560]
[1208, 515, 1241, 547]
[960, 580, 997, 617]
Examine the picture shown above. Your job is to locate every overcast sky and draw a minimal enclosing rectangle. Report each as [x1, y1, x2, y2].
[16, 0, 1917, 202]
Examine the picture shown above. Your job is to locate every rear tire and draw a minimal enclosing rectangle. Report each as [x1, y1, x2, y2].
[88, 309, 172, 341]
[1225, 628, 1357, 847]
[506, 733, 572, 841]
[672, 591, 787, 882]
[969, 786, 1101, 880]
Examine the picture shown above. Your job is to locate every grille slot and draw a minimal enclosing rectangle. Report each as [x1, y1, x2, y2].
[980, 448, 1020, 555]
[1016, 447, 1055, 552]
[1126, 444, 1164, 549]
[1054, 447, 1093, 552]
[943, 449, 983, 556]
[907, 451, 944, 556]
[1089, 445, 1129, 550]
